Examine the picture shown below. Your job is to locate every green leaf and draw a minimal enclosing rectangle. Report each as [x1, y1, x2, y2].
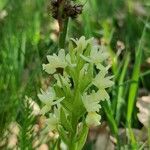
[115, 52, 130, 124]
[60, 108, 73, 132]
[76, 123, 89, 150]
[102, 100, 118, 137]
[54, 85, 72, 112]
[58, 125, 69, 145]
[0, 0, 8, 10]
[127, 30, 144, 125]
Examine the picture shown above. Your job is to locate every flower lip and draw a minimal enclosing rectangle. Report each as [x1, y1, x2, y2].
[82, 91, 102, 113]
[86, 112, 101, 127]
[38, 87, 65, 115]
[80, 45, 109, 65]
[70, 36, 94, 53]
[43, 49, 67, 74]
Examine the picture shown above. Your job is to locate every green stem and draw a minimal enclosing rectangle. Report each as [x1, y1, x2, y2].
[127, 17, 148, 126]
[59, 18, 69, 49]
[68, 141, 77, 150]
[115, 52, 130, 124]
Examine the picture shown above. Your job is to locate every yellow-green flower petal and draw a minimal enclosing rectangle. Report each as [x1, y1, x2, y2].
[86, 112, 101, 127]
[54, 72, 71, 88]
[71, 36, 93, 54]
[80, 45, 109, 65]
[38, 87, 55, 114]
[43, 49, 67, 74]
[38, 87, 64, 115]
[93, 69, 114, 89]
[38, 87, 56, 104]
[90, 45, 109, 64]
[45, 107, 60, 131]
[82, 91, 101, 112]
[97, 89, 110, 100]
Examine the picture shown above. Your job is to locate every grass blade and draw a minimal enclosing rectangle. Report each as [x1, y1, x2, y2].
[116, 52, 130, 124]
[127, 20, 147, 125]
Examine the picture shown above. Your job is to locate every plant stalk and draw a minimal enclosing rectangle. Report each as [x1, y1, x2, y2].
[58, 18, 69, 49]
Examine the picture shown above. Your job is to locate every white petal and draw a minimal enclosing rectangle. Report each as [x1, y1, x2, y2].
[98, 89, 109, 100]
[38, 87, 56, 104]
[93, 71, 114, 89]
[43, 49, 67, 74]
[46, 116, 58, 131]
[86, 112, 101, 127]
[82, 91, 101, 112]
[42, 64, 56, 74]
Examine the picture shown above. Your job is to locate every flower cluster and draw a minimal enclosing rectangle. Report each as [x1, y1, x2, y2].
[38, 36, 113, 147]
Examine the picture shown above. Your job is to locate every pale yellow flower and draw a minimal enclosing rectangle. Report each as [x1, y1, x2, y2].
[38, 87, 56, 103]
[80, 63, 89, 75]
[82, 91, 101, 112]
[71, 36, 93, 53]
[86, 112, 101, 127]
[66, 53, 77, 67]
[43, 49, 67, 74]
[38, 87, 64, 115]
[80, 45, 109, 65]
[97, 89, 110, 101]
[54, 72, 71, 88]
[93, 68, 114, 90]
[90, 45, 109, 63]
[45, 107, 60, 131]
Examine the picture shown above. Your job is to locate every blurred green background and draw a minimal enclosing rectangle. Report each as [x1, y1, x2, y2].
[0, 0, 150, 149]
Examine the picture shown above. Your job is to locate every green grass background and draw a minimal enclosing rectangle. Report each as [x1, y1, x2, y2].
[0, 0, 150, 149]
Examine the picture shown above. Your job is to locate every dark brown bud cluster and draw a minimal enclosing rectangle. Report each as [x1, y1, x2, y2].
[51, 0, 83, 19]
